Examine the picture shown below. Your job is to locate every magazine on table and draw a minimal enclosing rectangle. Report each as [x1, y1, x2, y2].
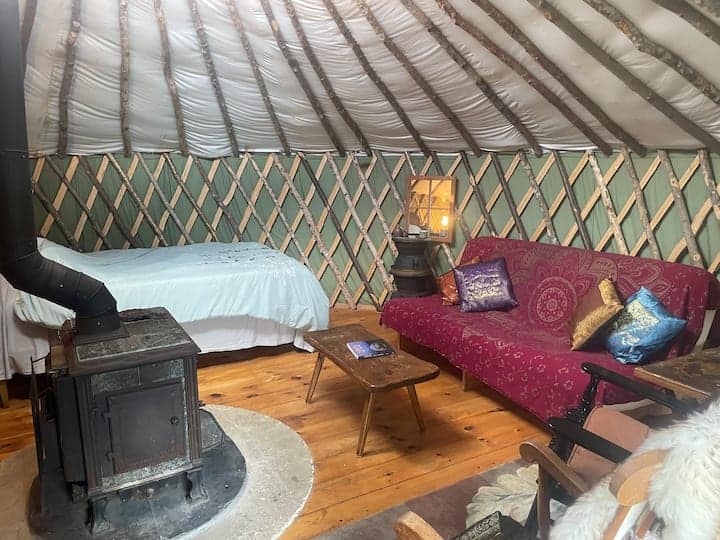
[346, 339, 394, 359]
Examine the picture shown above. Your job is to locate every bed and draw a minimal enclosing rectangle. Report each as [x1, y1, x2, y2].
[1, 239, 329, 380]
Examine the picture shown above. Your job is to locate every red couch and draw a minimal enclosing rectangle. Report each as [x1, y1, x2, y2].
[381, 237, 720, 421]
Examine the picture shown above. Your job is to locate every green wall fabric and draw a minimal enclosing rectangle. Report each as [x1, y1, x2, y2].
[30, 151, 719, 306]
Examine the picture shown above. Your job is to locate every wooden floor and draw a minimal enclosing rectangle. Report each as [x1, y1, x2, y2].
[0, 308, 549, 539]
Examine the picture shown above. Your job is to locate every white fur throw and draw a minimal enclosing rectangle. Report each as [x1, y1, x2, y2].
[550, 399, 720, 540]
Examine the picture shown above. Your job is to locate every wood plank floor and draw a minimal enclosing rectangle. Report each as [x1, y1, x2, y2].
[0, 308, 549, 539]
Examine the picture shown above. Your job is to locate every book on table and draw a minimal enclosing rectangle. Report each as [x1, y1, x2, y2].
[346, 339, 394, 359]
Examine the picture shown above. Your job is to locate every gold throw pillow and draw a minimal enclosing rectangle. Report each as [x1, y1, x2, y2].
[570, 278, 623, 351]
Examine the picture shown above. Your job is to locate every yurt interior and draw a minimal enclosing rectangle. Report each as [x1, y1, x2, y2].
[1, 0, 720, 538]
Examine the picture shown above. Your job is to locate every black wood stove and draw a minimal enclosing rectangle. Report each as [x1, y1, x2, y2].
[30, 308, 246, 538]
[62, 308, 203, 529]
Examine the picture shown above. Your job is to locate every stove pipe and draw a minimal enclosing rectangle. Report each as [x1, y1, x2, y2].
[0, 1, 121, 337]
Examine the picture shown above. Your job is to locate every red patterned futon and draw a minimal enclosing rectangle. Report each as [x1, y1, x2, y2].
[380, 237, 720, 421]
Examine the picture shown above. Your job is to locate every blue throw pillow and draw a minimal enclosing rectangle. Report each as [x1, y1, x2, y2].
[604, 287, 686, 364]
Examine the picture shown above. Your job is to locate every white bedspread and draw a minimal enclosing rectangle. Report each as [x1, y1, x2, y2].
[16, 239, 329, 332]
[1, 278, 50, 377]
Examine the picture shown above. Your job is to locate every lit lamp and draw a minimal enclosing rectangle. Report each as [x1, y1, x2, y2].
[404, 175, 456, 244]
[439, 214, 449, 237]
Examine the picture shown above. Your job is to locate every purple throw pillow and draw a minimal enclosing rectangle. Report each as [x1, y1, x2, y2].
[453, 258, 518, 313]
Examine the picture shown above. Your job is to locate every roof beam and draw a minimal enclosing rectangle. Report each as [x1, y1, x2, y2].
[320, 0, 431, 156]
[258, 0, 345, 155]
[224, 0, 290, 155]
[400, 0, 542, 156]
[153, 0, 189, 155]
[119, 0, 131, 156]
[186, 0, 239, 156]
[444, 0, 641, 155]
[355, 0, 482, 156]
[433, 3, 614, 155]
[583, 0, 720, 105]
[527, 0, 720, 154]
[58, 0, 82, 156]
[283, 0, 371, 155]
[688, 0, 720, 18]
[653, 0, 720, 46]
[20, 0, 37, 66]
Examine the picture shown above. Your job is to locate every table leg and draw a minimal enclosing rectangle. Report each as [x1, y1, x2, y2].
[357, 393, 376, 457]
[407, 385, 425, 432]
[305, 353, 325, 404]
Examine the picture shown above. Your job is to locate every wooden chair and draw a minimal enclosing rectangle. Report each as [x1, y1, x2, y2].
[603, 449, 667, 540]
[394, 449, 667, 540]
[521, 362, 693, 539]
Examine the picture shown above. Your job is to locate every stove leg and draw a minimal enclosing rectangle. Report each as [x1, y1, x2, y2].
[186, 469, 207, 502]
[71, 483, 86, 503]
[89, 496, 111, 534]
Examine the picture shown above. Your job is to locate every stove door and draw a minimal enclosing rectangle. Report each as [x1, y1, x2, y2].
[106, 381, 186, 475]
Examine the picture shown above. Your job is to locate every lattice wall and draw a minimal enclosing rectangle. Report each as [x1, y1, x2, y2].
[30, 150, 719, 309]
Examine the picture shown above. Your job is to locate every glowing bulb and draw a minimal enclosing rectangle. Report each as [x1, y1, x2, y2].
[440, 215, 449, 228]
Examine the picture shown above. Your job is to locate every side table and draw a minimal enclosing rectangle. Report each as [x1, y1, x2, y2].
[634, 347, 720, 401]
[390, 237, 435, 298]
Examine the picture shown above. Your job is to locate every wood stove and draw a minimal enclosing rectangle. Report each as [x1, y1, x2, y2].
[35, 307, 214, 535]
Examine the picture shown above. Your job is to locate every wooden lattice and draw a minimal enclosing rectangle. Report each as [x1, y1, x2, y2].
[30, 149, 720, 308]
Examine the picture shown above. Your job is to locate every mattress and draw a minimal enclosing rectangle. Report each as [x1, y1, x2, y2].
[2, 239, 330, 378]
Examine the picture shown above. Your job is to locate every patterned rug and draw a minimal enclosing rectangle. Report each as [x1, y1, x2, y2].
[317, 459, 542, 539]
[0, 405, 314, 540]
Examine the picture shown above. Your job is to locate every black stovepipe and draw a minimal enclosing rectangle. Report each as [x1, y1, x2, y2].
[0, 0, 120, 337]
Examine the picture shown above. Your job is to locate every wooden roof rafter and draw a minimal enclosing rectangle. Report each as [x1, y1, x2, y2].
[688, 0, 720, 18]
[258, 0, 345, 155]
[583, 0, 720, 105]
[224, 0, 290, 155]
[445, 0, 642, 156]
[186, 0, 240, 156]
[119, 0, 131, 156]
[355, 0, 482, 156]
[153, 0, 189, 155]
[436, 0, 616, 155]
[57, 0, 82, 157]
[527, 0, 720, 155]
[320, 0, 431, 156]
[283, 0, 371, 155]
[399, 0, 542, 157]
[652, 0, 720, 46]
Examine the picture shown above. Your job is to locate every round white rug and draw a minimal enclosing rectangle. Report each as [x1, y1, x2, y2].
[0, 405, 314, 540]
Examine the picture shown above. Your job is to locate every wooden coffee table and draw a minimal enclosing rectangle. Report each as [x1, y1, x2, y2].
[303, 324, 440, 456]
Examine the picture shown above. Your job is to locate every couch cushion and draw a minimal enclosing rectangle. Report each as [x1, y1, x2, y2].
[567, 407, 650, 484]
[381, 295, 638, 420]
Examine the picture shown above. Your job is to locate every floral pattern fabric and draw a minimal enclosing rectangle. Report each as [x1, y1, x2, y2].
[381, 237, 720, 421]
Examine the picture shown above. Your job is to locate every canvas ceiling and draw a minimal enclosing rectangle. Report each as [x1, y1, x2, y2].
[21, 0, 720, 157]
